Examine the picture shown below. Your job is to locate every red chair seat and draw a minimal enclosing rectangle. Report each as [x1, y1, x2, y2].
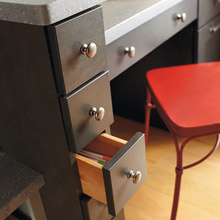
[146, 62, 220, 137]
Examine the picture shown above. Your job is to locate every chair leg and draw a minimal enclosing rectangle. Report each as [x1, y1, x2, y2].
[171, 167, 183, 220]
[169, 133, 220, 220]
[145, 89, 156, 144]
[145, 90, 184, 219]
[169, 132, 184, 220]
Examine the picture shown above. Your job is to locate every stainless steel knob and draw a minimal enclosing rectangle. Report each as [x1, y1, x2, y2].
[127, 170, 142, 184]
[124, 46, 136, 58]
[89, 107, 105, 121]
[80, 43, 97, 58]
[176, 13, 187, 22]
[209, 24, 220, 33]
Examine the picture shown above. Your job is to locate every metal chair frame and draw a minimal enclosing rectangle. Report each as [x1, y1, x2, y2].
[145, 89, 220, 220]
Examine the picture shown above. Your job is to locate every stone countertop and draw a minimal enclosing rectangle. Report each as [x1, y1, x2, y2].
[101, 0, 182, 45]
[0, 153, 45, 219]
[0, 0, 105, 25]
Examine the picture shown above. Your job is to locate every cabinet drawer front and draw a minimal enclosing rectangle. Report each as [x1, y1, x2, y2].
[75, 132, 147, 216]
[81, 196, 113, 220]
[107, 0, 197, 80]
[49, 6, 107, 94]
[198, 0, 220, 28]
[61, 71, 114, 153]
[81, 196, 125, 220]
[197, 14, 220, 63]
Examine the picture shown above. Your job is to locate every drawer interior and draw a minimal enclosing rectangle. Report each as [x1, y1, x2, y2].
[84, 133, 127, 157]
[74, 133, 127, 204]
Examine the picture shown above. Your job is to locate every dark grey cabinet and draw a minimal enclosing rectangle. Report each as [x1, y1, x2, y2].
[197, 14, 220, 62]
[0, 4, 146, 219]
[47, 5, 147, 219]
[198, 0, 220, 28]
[197, 0, 220, 62]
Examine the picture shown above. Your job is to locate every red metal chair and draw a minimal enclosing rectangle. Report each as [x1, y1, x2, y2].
[145, 62, 220, 220]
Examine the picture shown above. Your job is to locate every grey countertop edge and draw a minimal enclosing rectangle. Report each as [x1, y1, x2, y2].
[0, 0, 106, 25]
[0, 153, 45, 219]
[102, 0, 183, 45]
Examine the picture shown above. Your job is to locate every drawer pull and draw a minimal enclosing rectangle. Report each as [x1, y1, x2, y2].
[80, 43, 97, 58]
[176, 13, 187, 22]
[209, 24, 220, 33]
[127, 170, 142, 184]
[89, 107, 105, 121]
[124, 46, 136, 58]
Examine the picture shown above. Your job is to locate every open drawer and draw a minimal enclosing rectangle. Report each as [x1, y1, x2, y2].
[73, 132, 146, 216]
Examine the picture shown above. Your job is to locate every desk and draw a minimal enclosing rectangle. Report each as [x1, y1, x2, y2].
[104, 0, 197, 127]
[102, 0, 197, 80]
[0, 0, 219, 219]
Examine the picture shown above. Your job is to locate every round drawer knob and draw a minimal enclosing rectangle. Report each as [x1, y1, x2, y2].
[176, 13, 187, 22]
[124, 46, 136, 58]
[89, 107, 105, 121]
[80, 43, 97, 58]
[209, 25, 220, 33]
[127, 170, 142, 184]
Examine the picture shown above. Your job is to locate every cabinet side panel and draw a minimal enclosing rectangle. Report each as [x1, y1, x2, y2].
[0, 21, 83, 220]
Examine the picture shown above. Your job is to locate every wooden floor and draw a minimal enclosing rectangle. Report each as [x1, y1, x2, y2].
[111, 116, 220, 220]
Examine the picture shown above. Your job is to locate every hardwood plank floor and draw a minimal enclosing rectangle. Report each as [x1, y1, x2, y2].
[111, 116, 220, 220]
